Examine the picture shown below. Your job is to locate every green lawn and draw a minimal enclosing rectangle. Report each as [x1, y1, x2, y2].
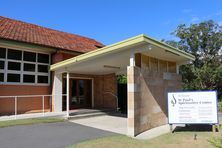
[0, 117, 64, 128]
[71, 120, 222, 148]
[70, 131, 221, 148]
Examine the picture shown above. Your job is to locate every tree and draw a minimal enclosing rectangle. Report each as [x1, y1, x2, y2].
[117, 75, 127, 84]
[165, 20, 222, 99]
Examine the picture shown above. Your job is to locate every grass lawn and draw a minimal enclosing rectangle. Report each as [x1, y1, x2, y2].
[71, 120, 222, 148]
[70, 132, 221, 148]
[0, 117, 64, 128]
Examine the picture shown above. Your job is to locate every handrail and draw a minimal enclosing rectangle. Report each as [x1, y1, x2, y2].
[0, 94, 67, 98]
[103, 91, 119, 111]
[0, 94, 67, 119]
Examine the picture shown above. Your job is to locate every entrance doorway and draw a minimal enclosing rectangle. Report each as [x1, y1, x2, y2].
[117, 83, 127, 114]
[63, 78, 92, 110]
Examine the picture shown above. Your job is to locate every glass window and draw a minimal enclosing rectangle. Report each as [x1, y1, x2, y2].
[8, 61, 21, 71]
[8, 49, 22, 60]
[37, 75, 48, 84]
[79, 80, 84, 96]
[0, 48, 6, 59]
[24, 63, 35, 72]
[23, 51, 36, 62]
[0, 73, 4, 82]
[38, 53, 49, 64]
[7, 73, 20, 82]
[23, 74, 35, 83]
[38, 65, 48, 73]
[0, 48, 50, 84]
[0, 61, 4, 69]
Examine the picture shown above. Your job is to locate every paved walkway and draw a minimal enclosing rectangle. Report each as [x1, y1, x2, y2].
[0, 121, 117, 148]
[70, 114, 127, 135]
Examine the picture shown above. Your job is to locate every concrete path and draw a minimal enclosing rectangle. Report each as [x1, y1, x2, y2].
[70, 115, 127, 135]
[0, 121, 117, 148]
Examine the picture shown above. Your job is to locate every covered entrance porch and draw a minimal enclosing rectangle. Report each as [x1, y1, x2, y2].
[51, 34, 194, 137]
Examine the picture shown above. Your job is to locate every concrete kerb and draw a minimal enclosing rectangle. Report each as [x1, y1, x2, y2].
[0, 112, 66, 121]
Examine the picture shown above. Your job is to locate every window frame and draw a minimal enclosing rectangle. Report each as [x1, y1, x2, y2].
[0, 47, 50, 86]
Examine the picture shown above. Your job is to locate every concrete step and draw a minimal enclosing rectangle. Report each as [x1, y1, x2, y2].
[68, 112, 108, 120]
[69, 109, 113, 116]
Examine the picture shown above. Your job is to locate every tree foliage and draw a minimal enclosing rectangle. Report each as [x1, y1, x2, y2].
[165, 20, 222, 99]
[117, 75, 127, 84]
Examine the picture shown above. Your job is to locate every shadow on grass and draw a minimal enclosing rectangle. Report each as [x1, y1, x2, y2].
[173, 124, 214, 132]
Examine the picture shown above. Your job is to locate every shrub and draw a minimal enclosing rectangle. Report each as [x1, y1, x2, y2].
[218, 102, 222, 112]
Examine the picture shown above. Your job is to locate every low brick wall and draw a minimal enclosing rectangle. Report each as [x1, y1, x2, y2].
[127, 66, 181, 136]
[0, 85, 51, 115]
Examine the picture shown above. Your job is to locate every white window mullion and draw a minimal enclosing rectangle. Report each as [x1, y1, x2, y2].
[4, 48, 8, 83]
[35, 54, 38, 84]
[21, 50, 24, 84]
[48, 54, 51, 85]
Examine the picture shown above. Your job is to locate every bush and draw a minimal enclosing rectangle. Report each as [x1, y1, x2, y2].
[218, 102, 222, 112]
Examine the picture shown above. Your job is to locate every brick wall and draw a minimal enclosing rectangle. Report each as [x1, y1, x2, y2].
[127, 53, 181, 136]
[68, 73, 117, 109]
[94, 74, 117, 109]
[0, 85, 51, 115]
[52, 52, 78, 64]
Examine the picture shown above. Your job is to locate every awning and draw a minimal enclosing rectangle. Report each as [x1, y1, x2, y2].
[50, 34, 194, 75]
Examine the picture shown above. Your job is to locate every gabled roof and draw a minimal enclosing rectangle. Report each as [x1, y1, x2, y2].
[50, 34, 195, 72]
[0, 16, 104, 53]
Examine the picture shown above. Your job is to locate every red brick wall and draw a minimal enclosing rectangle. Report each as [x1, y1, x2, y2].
[52, 52, 78, 64]
[0, 85, 51, 115]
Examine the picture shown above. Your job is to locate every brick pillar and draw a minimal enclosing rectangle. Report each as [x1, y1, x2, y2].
[127, 66, 140, 137]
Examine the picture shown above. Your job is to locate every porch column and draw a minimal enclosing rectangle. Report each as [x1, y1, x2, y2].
[127, 52, 137, 137]
[127, 66, 141, 137]
[130, 51, 135, 66]
[66, 72, 70, 118]
[52, 71, 63, 112]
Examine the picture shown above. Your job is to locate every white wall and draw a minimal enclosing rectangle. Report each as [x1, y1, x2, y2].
[52, 71, 63, 112]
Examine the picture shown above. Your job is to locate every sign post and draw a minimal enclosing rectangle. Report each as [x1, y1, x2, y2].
[167, 91, 219, 132]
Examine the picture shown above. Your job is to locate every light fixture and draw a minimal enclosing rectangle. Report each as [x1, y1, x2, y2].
[148, 44, 152, 50]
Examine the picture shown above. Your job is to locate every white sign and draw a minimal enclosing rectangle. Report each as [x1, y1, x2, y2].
[168, 91, 218, 124]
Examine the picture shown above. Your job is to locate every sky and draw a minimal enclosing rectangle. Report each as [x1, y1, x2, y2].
[1, 0, 222, 45]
